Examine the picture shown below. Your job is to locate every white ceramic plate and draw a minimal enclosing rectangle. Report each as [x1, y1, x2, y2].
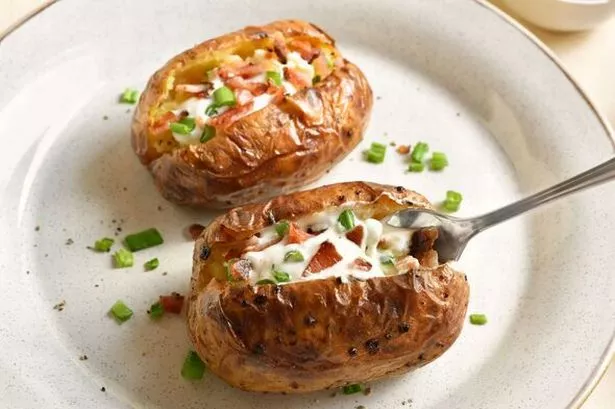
[0, 1, 613, 408]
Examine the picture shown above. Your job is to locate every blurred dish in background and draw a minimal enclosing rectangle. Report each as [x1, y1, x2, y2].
[502, 0, 615, 31]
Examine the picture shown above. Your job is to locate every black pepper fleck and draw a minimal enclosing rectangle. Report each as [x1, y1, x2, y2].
[79, 355, 88, 361]
[65, 238, 74, 245]
[199, 246, 211, 261]
[385, 332, 393, 340]
[365, 339, 379, 354]
[418, 353, 425, 360]
[253, 294, 267, 306]
[395, 186, 405, 192]
[100, 386, 106, 392]
[103, 115, 108, 120]
[253, 343, 266, 355]
[34, 226, 40, 232]
[348, 347, 358, 357]
[240, 300, 249, 308]
[399, 322, 410, 333]
[304, 314, 317, 326]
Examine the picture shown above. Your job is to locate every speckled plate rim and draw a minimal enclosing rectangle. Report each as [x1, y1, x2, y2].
[1, 1, 613, 408]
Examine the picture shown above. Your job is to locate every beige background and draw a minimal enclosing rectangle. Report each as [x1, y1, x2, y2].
[1, 0, 613, 407]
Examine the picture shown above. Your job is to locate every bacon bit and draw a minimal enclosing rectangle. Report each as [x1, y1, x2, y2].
[187, 224, 205, 241]
[151, 111, 177, 135]
[226, 76, 269, 96]
[209, 102, 254, 126]
[311, 54, 330, 78]
[284, 67, 312, 89]
[396, 145, 410, 155]
[159, 292, 184, 314]
[228, 259, 252, 281]
[345, 225, 364, 246]
[287, 223, 312, 244]
[272, 33, 289, 64]
[395, 256, 420, 273]
[350, 258, 372, 271]
[303, 241, 342, 276]
[236, 89, 254, 105]
[289, 39, 320, 62]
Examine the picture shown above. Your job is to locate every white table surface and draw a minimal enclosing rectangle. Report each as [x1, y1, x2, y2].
[0, 0, 613, 408]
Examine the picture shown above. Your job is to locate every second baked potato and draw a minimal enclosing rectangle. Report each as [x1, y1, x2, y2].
[188, 182, 469, 393]
[132, 20, 372, 208]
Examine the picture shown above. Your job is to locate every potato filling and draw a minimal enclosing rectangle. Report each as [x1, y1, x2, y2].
[156, 38, 338, 146]
[226, 208, 425, 285]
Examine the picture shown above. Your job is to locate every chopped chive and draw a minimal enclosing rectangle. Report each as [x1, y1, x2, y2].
[181, 350, 206, 380]
[119, 88, 139, 104]
[144, 258, 159, 271]
[410, 142, 429, 163]
[408, 161, 425, 172]
[255, 279, 276, 285]
[443, 190, 463, 212]
[200, 125, 216, 143]
[338, 210, 355, 231]
[275, 220, 290, 237]
[113, 248, 134, 268]
[469, 313, 488, 325]
[265, 71, 282, 86]
[169, 117, 196, 135]
[272, 269, 291, 283]
[312, 75, 321, 85]
[380, 255, 394, 265]
[326, 53, 335, 69]
[149, 301, 164, 320]
[342, 384, 363, 395]
[109, 300, 133, 323]
[213, 86, 236, 107]
[429, 152, 449, 171]
[91, 237, 114, 252]
[284, 250, 305, 262]
[124, 228, 164, 252]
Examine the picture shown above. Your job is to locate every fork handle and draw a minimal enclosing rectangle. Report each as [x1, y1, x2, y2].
[471, 157, 615, 232]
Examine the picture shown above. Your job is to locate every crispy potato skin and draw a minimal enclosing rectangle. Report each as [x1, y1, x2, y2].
[132, 20, 373, 208]
[188, 182, 470, 393]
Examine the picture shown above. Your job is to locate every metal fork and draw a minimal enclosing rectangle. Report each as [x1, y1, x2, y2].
[387, 157, 615, 262]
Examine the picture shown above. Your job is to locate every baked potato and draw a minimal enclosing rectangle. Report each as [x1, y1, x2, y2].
[188, 182, 469, 393]
[132, 20, 372, 208]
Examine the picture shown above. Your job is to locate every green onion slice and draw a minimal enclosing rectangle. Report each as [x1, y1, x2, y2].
[272, 269, 291, 283]
[169, 117, 196, 135]
[200, 125, 216, 143]
[144, 258, 159, 271]
[124, 228, 164, 252]
[380, 255, 394, 265]
[109, 300, 133, 323]
[408, 162, 425, 172]
[181, 350, 207, 380]
[92, 237, 114, 252]
[410, 142, 429, 163]
[443, 190, 463, 212]
[469, 313, 488, 325]
[365, 142, 387, 164]
[429, 152, 449, 171]
[113, 248, 134, 268]
[312, 75, 322, 85]
[265, 71, 283, 86]
[213, 86, 236, 107]
[338, 209, 355, 231]
[342, 384, 363, 395]
[205, 104, 219, 116]
[284, 250, 305, 263]
[275, 220, 290, 237]
[149, 301, 164, 320]
[255, 279, 276, 285]
[119, 88, 139, 104]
